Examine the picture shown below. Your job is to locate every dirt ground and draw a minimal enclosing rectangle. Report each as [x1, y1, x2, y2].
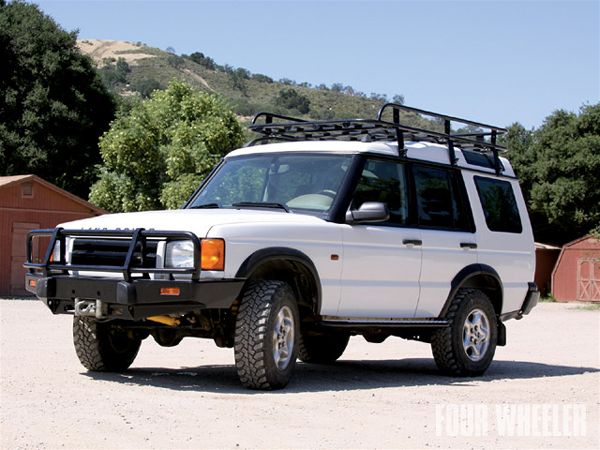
[77, 39, 156, 64]
[0, 299, 598, 449]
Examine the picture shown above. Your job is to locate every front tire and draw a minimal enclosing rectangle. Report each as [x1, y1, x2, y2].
[73, 317, 141, 372]
[431, 288, 498, 376]
[234, 280, 300, 390]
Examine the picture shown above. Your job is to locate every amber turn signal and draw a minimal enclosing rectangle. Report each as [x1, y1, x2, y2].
[28, 279, 37, 288]
[160, 287, 180, 296]
[201, 239, 225, 271]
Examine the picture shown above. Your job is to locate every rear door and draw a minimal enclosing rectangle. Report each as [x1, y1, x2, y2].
[411, 165, 478, 317]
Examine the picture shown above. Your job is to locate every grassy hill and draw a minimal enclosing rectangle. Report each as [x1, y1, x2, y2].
[78, 39, 416, 126]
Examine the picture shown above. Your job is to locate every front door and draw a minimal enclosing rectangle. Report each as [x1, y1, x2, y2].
[337, 159, 422, 318]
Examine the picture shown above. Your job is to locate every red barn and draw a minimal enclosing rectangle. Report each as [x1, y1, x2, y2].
[0, 175, 105, 296]
[534, 242, 561, 297]
[552, 235, 600, 302]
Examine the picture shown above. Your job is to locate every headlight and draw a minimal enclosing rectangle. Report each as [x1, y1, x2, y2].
[164, 238, 225, 271]
[165, 240, 194, 268]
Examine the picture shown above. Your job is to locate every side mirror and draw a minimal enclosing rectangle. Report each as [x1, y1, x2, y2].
[346, 202, 390, 224]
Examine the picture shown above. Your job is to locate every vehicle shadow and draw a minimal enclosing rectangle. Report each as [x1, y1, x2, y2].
[83, 358, 599, 395]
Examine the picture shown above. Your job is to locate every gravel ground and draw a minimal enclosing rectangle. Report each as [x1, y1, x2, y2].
[1, 299, 598, 449]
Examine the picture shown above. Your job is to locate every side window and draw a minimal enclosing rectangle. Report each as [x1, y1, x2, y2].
[413, 165, 468, 230]
[351, 159, 408, 225]
[474, 176, 523, 233]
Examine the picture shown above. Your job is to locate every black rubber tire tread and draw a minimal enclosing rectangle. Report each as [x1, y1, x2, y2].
[431, 288, 498, 377]
[73, 317, 141, 372]
[298, 332, 350, 364]
[234, 280, 299, 390]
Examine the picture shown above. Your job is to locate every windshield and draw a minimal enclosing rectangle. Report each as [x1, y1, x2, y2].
[188, 153, 353, 215]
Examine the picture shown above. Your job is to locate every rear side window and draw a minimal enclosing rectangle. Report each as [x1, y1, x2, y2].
[413, 165, 470, 230]
[474, 176, 522, 233]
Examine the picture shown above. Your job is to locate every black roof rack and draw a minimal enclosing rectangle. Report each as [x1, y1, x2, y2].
[247, 103, 507, 175]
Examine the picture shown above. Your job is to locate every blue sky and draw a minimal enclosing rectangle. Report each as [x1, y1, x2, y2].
[31, 0, 599, 129]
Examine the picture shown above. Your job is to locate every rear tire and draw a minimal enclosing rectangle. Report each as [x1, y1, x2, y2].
[234, 280, 300, 390]
[299, 331, 349, 364]
[431, 288, 497, 376]
[73, 317, 141, 372]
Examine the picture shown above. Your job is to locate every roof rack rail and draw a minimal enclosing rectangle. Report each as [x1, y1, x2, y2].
[248, 104, 508, 175]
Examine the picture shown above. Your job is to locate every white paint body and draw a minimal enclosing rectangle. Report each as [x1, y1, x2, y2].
[58, 140, 535, 318]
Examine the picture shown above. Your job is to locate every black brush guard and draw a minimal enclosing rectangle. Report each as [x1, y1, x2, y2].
[24, 228, 244, 320]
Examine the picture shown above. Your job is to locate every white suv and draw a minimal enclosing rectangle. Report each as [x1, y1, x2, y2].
[25, 104, 539, 390]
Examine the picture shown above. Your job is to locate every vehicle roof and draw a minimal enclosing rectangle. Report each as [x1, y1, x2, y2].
[227, 140, 516, 177]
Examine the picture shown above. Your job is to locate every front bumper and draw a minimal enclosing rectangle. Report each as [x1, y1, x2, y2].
[24, 227, 245, 320]
[26, 273, 245, 320]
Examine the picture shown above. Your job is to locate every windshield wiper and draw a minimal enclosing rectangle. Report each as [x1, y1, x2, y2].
[189, 203, 220, 209]
[232, 202, 290, 213]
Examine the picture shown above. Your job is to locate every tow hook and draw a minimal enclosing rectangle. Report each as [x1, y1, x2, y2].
[74, 299, 107, 319]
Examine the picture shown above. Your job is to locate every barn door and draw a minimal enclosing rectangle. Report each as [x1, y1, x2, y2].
[577, 258, 600, 301]
[10, 222, 39, 295]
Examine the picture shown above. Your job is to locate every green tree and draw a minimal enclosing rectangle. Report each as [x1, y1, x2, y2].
[507, 104, 600, 243]
[167, 54, 184, 69]
[235, 68, 251, 79]
[503, 122, 535, 195]
[98, 57, 130, 89]
[115, 58, 130, 79]
[392, 94, 405, 105]
[275, 88, 310, 114]
[230, 68, 249, 95]
[131, 78, 162, 98]
[89, 81, 244, 212]
[251, 73, 273, 84]
[0, 1, 116, 197]
[187, 51, 216, 70]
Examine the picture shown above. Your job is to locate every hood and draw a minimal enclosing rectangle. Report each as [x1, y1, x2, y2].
[59, 208, 326, 238]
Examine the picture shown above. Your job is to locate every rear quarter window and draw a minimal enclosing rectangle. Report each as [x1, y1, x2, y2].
[474, 176, 522, 233]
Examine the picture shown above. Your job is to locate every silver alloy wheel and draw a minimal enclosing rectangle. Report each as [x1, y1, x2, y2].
[272, 305, 295, 370]
[462, 308, 490, 362]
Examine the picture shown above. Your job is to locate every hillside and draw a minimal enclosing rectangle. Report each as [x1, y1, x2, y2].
[77, 39, 414, 125]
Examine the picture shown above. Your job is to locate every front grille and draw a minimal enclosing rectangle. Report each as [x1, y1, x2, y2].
[71, 239, 158, 268]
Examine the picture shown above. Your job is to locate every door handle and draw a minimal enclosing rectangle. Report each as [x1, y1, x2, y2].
[460, 242, 478, 249]
[403, 239, 422, 246]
